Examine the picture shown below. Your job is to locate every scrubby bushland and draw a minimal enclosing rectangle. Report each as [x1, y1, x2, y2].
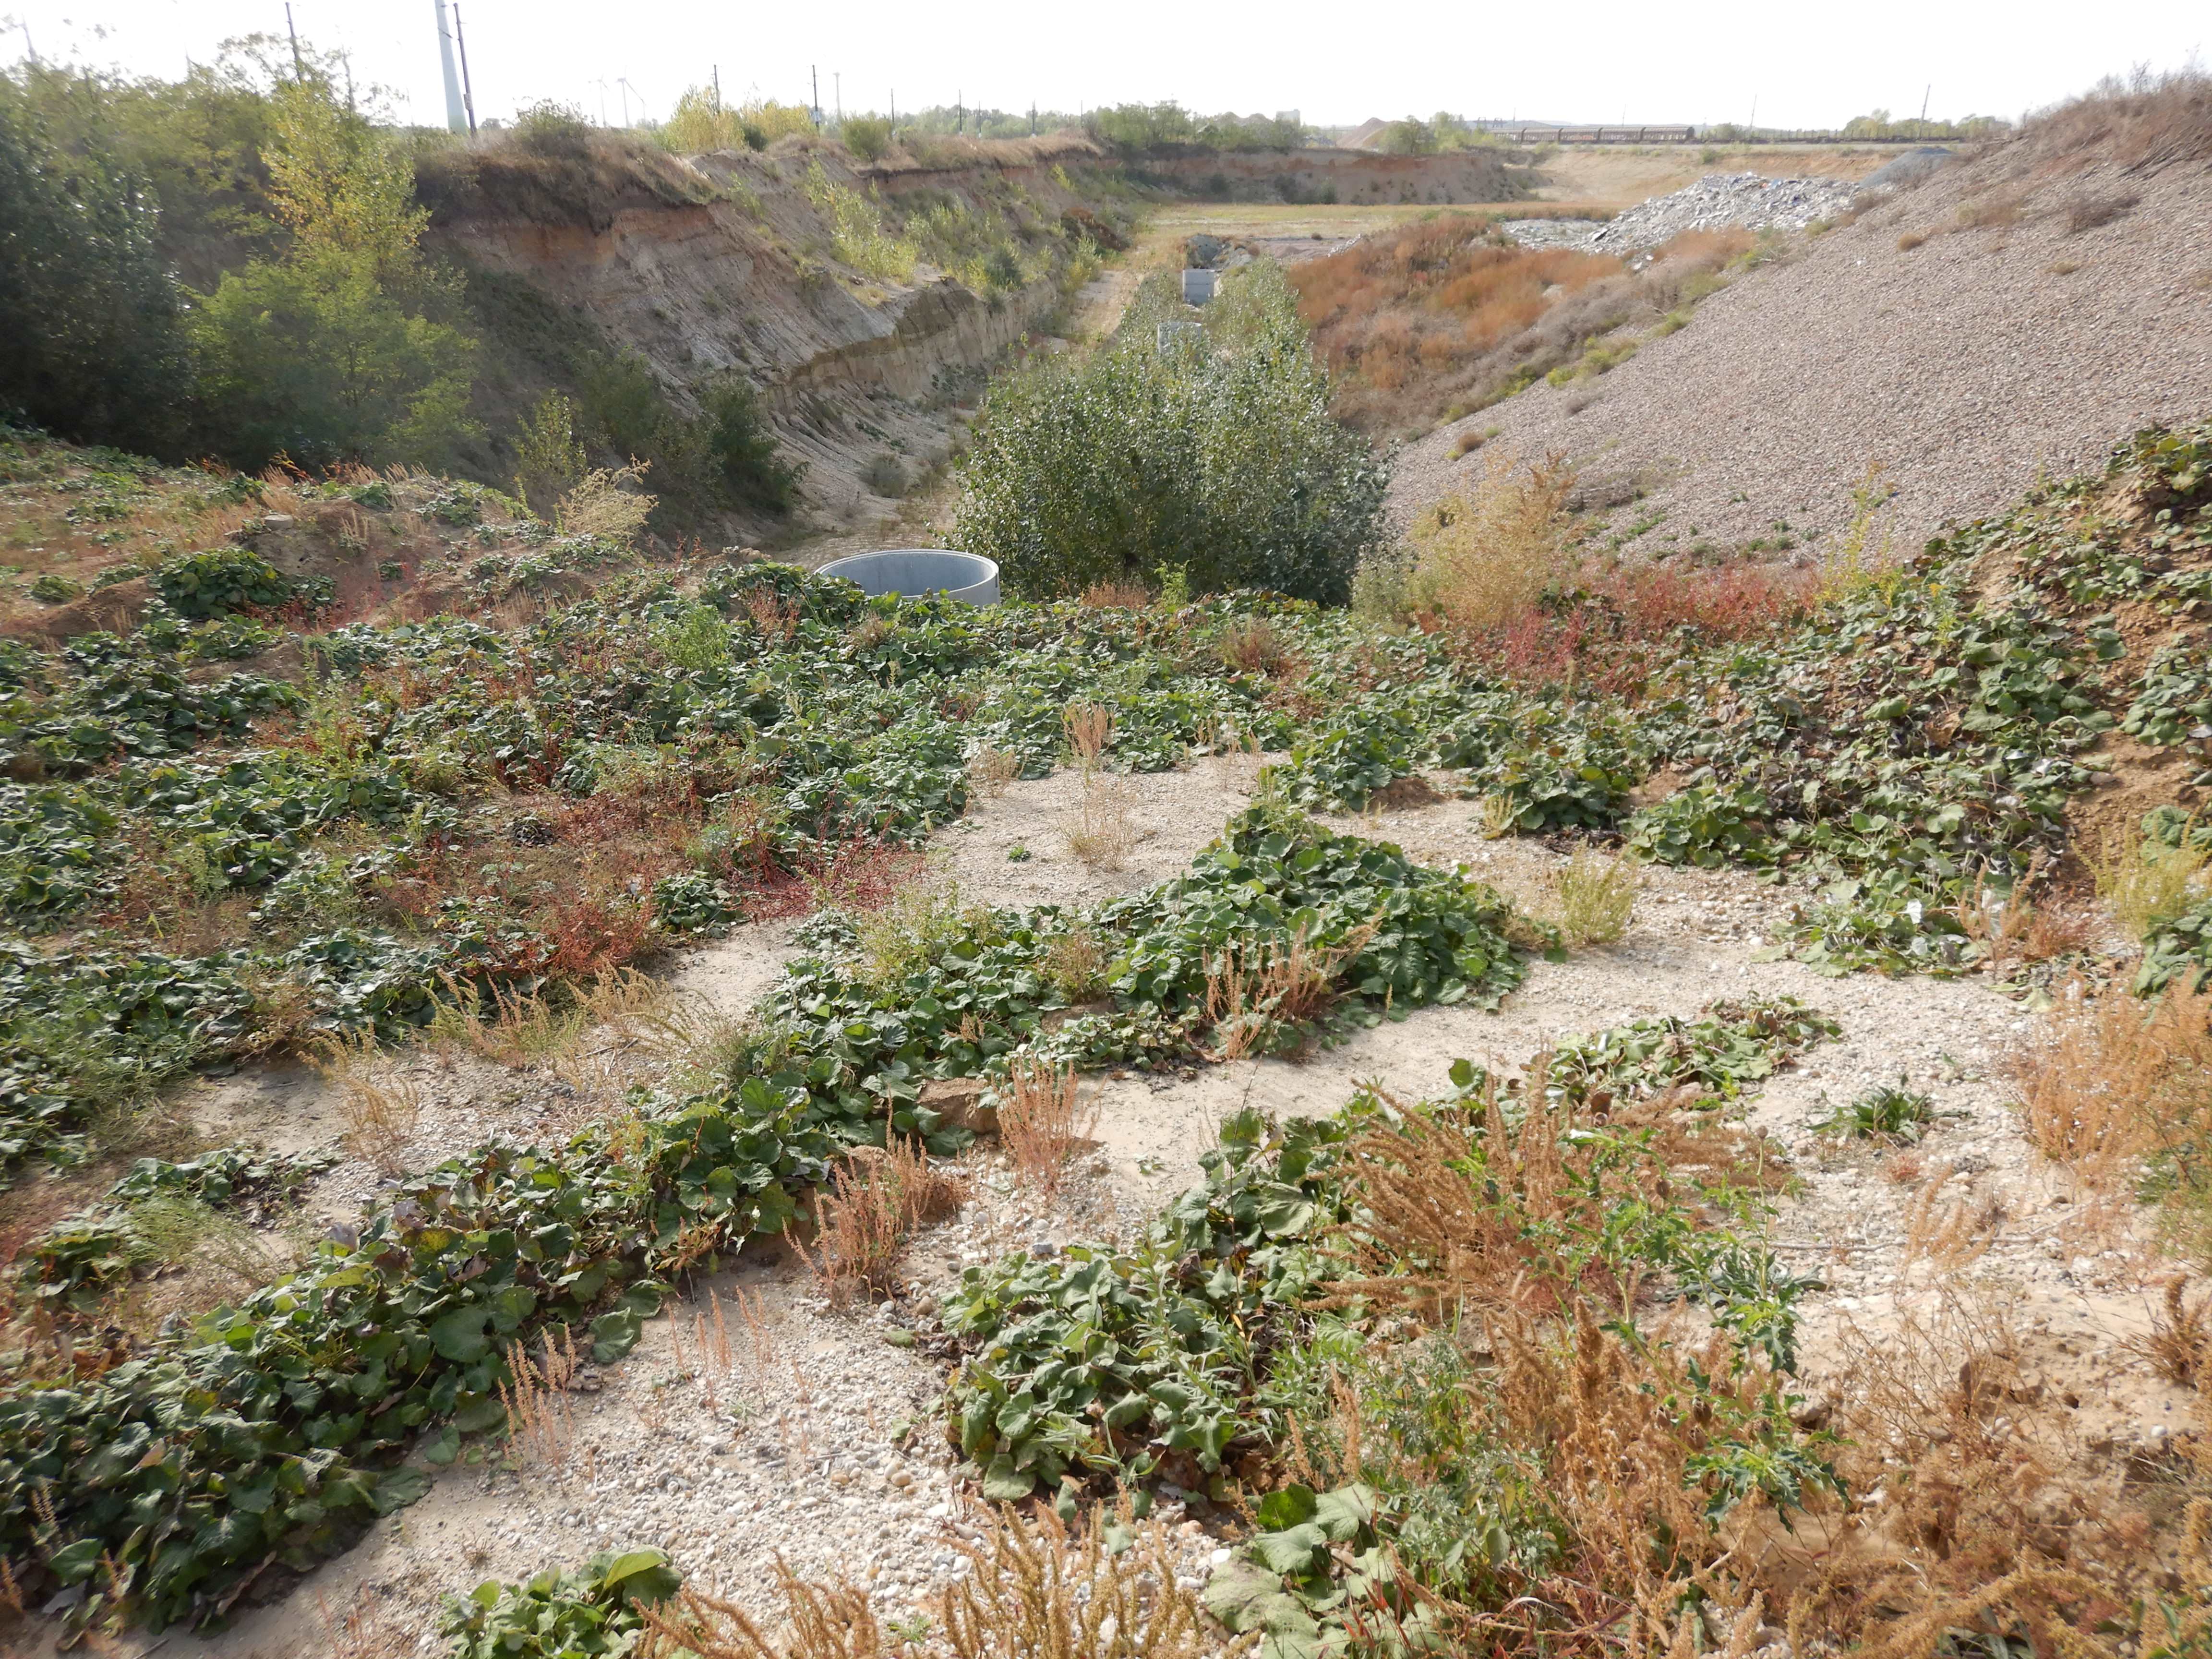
[1289, 214, 1761, 435]
[951, 263, 1385, 602]
[0, 53, 480, 473]
[1084, 101, 1309, 153]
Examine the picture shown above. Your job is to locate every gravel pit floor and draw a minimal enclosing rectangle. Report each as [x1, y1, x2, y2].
[74, 759, 2191, 1659]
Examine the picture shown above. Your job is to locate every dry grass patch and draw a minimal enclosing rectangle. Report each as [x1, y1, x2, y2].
[1897, 231, 1928, 251]
[965, 744, 1020, 796]
[1549, 848, 1637, 945]
[637, 1505, 1209, 1658]
[1063, 780, 1137, 870]
[1079, 580, 1151, 610]
[2064, 191, 2140, 233]
[316, 1032, 424, 1173]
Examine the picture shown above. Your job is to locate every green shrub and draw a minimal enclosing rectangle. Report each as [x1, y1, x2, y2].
[0, 70, 194, 457]
[153, 547, 294, 617]
[951, 264, 1383, 602]
[842, 115, 892, 162]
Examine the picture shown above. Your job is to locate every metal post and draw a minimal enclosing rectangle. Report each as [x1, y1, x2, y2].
[433, 0, 467, 133]
[453, 4, 479, 136]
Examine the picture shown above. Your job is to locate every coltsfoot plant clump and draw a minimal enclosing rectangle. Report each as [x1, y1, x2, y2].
[2, 417, 2211, 1648]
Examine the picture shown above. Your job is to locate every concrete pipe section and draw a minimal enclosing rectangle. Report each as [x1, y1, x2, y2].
[815, 549, 1000, 606]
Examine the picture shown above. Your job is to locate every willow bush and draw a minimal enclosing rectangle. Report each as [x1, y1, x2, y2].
[950, 263, 1385, 603]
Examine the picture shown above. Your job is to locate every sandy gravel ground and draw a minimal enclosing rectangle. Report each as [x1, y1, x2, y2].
[46, 762, 2187, 1659]
[1391, 151, 2212, 557]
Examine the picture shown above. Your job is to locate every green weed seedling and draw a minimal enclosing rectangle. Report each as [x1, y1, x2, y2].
[1815, 1078, 1937, 1143]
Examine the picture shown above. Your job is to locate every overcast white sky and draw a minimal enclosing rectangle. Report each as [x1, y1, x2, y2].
[5, 0, 2204, 133]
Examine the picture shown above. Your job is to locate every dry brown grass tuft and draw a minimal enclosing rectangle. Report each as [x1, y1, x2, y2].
[316, 1033, 423, 1173]
[2009, 983, 2212, 1192]
[1063, 779, 1137, 870]
[996, 1057, 1095, 1196]
[1202, 923, 1375, 1060]
[2064, 190, 2141, 232]
[2134, 1274, 2210, 1388]
[1062, 701, 1114, 774]
[1896, 231, 1928, 251]
[638, 1505, 1209, 1659]
[1550, 848, 1636, 946]
[1955, 192, 2027, 229]
[965, 744, 1020, 797]
[801, 1138, 964, 1303]
[1406, 452, 1577, 632]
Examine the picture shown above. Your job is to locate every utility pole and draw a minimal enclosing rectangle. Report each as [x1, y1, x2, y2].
[956, 89, 963, 134]
[285, 3, 303, 75]
[811, 65, 820, 128]
[712, 65, 721, 109]
[834, 72, 841, 126]
[1030, 101, 1036, 135]
[433, 0, 467, 133]
[453, 5, 478, 136]
[1920, 84, 1932, 126]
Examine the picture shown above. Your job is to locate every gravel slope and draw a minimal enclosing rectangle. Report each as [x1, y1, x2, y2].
[1392, 149, 2212, 557]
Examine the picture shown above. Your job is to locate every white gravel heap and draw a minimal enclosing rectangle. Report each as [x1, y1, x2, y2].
[1501, 171, 1863, 254]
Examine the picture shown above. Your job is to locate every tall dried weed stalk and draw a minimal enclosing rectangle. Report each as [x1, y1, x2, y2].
[1202, 923, 1375, 1060]
[499, 1327, 581, 1469]
[1063, 780, 1137, 871]
[997, 1057, 1095, 1197]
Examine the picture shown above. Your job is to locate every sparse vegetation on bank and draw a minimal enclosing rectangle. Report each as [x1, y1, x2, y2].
[1289, 213, 1764, 435]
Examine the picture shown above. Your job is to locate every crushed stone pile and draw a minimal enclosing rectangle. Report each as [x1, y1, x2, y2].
[1502, 171, 1863, 254]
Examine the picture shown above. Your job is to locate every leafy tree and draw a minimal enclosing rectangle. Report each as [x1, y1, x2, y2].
[0, 73, 195, 454]
[190, 69, 479, 469]
[951, 262, 1383, 603]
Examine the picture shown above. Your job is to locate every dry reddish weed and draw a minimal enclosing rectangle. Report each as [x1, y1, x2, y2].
[996, 1057, 1095, 1197]
[1078, 581, 1151, 610]
[2009, 983, 2212, 1188]
[1062, 701, 1114, 773]
[2133, 1275, 2211, 1388]
[1219, 617, 1291, 675]
[798, 1138, 964, 1303]
[499, 1327, 581, 1469]
[1791, 1287, 2151, 1655]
